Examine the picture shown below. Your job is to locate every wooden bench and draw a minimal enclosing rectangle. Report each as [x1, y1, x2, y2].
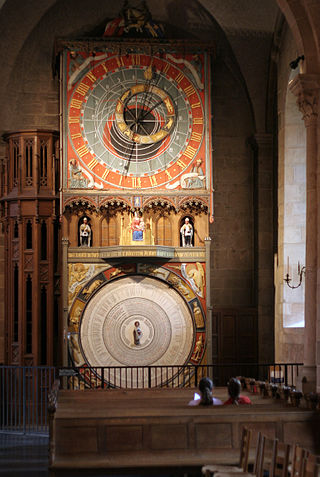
[49, 387, 320, 474]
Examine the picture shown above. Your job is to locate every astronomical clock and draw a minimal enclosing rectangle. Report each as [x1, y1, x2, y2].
[58, 28, 214, 387]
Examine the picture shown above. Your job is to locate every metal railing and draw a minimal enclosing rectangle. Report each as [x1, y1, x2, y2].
[0, 366, 56, 435]
[0, 362, 303, 434]
[58, 362, 303, 389]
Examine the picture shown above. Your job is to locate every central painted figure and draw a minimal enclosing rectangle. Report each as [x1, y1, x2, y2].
[131, 213, 145, 241]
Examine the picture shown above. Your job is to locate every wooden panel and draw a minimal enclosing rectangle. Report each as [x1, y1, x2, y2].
[101, 217, 117, 246]
[213, 308, 258, 385]
[20, 202, 37, 215]
[283, 422, 319, 448]
[38, 201, 54, 215]
[56, 425, 98, 454]
[156, 216, 172, 246]
[238, 311, 258, 362]
[195, 423, 232, 449]
[104, 425, 143, 451]
[150, 424, 188, 449]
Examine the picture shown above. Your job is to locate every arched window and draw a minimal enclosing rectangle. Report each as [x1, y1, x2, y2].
[40, 141, 48, 186]
[25, 140, 33, 185]
[278, 70, 306, 328]
[40, 286, 47, 365]
[41, 220, 47, 260]
[13, 264, 19, 342]
[13, 140, 19, 187]
[26, 275, 32, 354]
[26, 220, 32, 249]
[14, 221, 19, 238]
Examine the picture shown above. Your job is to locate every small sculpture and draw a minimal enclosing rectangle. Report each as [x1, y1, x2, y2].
[180, 217, 193, 247]
[131, 212, 145, 241]
[133, 321, 142, 345]
[79, 217, 91, 247]
[192, 302, 204, 328]
[192, 334, 203, 361]
[69, 333, 84, 367]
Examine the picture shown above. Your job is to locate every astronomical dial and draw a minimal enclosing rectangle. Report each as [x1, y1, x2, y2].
[66, 52, 205, 190]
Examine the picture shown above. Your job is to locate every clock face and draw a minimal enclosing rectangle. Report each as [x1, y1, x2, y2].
[79, 275, 195, 387]
[65, 51, 207, 190]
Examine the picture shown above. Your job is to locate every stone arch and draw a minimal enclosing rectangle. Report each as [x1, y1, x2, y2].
[277, 0, 320, 74]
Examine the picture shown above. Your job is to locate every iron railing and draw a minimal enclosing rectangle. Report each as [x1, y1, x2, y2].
[58, 362, 303, 389]
[0, 366, 56, 435]
[0, 363, 303, 434]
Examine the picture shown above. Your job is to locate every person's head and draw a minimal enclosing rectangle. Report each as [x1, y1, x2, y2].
[134, 321, 140, 327]
[185, 217, 189, 224]
[83, 217, 88, 224]
[198, 377, 213, 406]
[228, 377, 241, 403]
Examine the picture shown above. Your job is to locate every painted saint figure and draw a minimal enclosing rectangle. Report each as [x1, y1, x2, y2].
[133, 321, 142, 345]
[69, 158, 88, 188]
[192, 334, 203, 361]
[131, 213, 145, 241]
[180, 217, 193, 247]
[186, 158, 205, 189]
[79, 217, 91, 247]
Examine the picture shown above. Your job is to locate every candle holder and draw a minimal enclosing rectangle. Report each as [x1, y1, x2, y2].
[284, 264, 305, 289]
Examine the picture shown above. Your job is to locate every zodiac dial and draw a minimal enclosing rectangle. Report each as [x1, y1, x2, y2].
[66, 52, 205, 190]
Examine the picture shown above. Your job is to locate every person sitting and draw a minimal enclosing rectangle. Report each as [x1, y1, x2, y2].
[223, 377, 252, 405]
[188, 377, 222, 406]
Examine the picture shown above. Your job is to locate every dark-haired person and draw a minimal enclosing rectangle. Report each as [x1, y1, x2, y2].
[224, 377, 252, 405]
[188, 377, 222, 406]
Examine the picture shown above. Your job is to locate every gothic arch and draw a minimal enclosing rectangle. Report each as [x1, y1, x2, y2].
[277, 0, 320, 73]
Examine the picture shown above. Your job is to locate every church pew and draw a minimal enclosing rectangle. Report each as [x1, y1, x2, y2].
[49, 387, 320, 474]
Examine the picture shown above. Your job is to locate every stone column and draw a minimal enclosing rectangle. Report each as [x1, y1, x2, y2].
[289, 74, 320, 392]
[62, 237, 69, 367]
[253, 133, 275, 363]
[205, 236, 212, 369]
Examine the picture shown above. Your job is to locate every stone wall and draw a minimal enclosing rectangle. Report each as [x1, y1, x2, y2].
[211, 57, 255, 307]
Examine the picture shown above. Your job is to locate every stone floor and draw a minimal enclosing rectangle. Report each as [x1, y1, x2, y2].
[0, 433, 203, 477]
[0, 433, 49, 476]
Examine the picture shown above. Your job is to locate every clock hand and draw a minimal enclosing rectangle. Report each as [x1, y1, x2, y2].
[122, 103, 137, 123]
[136, 80, 153, 122]
[123, 141, 135, 174]
[123, 119, 141, 174]
[139, 98, 163, 121]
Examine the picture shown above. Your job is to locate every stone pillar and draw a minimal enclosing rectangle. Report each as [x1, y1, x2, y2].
[254, 133, 275, 363]
[289, 74, 320, 392]
[205, 236, 212, 368]
[62, 237, 69, 367]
